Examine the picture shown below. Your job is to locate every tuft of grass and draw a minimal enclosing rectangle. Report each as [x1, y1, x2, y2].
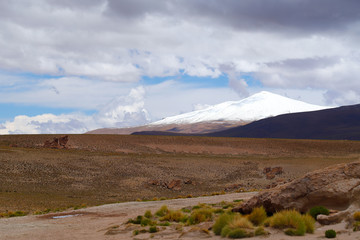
[325, 229, 336, 238]
[155, 205, 169, 217]
[254, 226, 268, 236]
[133, 229, 139, 235]
[0, 211, 28, 218]
[158, 221, 170, 226]
[267, 209, 314, 236]
[308, 206, 329, 219]
[187, 209, 213, 225]
[213, 213, 234, 235]
[228, 215, 254, 230]
[149, 226, 158, 233]
[160, 210, 185, 222]
[354, 212, 360, 221]
[247, 206, 267, 226]
[144, 210, 152, 219]
[233, 199, 243, 203]
[221, 225, 232, 237]
[353, 221, 360, 232]
[302, 214, 315, 233]
[227, 228, 248, 238]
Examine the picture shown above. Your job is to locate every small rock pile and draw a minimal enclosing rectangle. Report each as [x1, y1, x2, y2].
[263, 166, 283, 179]
[43, 135, 69, 149]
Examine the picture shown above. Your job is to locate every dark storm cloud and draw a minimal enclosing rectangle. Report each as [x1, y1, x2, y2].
[106, 0, 169, 19]
[104, 0, 360, 34]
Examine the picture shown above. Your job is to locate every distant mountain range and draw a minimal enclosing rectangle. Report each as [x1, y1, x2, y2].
[133, 104, 360, 141]
[207, 104, 360, 140]
[151, 91, 329, 125]
[88, 91, 331, 135]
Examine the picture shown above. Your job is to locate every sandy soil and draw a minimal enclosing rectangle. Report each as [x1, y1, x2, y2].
[1, 192, 360, 240]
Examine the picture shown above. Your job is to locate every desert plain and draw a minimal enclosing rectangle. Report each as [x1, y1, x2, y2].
[1, 134, 360, 239]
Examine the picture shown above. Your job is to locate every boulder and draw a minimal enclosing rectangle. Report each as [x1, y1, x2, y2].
[234, 161, 360, 214]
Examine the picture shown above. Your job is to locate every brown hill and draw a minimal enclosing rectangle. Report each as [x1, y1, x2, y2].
[86, 121, 247, 134]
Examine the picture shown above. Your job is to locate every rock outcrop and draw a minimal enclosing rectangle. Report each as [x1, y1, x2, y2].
[43, 136, 69, 149]
[234, 161, 360, 214]
[263, 166, 283, 179]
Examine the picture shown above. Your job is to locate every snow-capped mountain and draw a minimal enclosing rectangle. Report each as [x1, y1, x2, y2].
[151, 91, 332, 125]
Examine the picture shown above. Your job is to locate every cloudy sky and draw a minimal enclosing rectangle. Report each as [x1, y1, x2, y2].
[1, 0, 359, 134]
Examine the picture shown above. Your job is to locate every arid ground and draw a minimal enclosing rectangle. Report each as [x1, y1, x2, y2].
[1, 134, 360, 213]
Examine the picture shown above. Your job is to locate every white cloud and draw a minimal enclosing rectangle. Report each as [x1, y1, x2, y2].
[0, 0, 360, 133]
[0, 86, 151, 134]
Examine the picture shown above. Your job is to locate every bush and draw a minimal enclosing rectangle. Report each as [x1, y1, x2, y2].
[308, 206, 329, 219]
[144, 210, 152, 219]
[221, 225, 232, 237]
[247, 206, 267, 226]
[302, 214, 315, 233]
[254, 226, 267, 236]
[354, 211, 360, 221]
[155, 205, 169, 217]
[325, 229, 336, 238]
[149, 226, 158, 233]
[227, 228, 248, 238]
[267, 209, 314, 236]
[127, 215, 143, 224]
[218, 215, 254, 238]
[228, 215, 254, 230]
[213, 213, 234, 235]
[160, 210, 185, 222]
[353, 221, 360, 231]
[187, 209, 213, 225]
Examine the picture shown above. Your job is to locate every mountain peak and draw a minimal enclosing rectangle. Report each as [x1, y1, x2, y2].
[151, 91, 332, 125]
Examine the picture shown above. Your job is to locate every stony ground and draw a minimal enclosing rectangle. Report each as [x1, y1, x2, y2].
[1, 134, 360, 212]
[1, 192, 360, 240]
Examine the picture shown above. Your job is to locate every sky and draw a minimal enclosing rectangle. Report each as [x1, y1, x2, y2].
[0, 0, 360, 134]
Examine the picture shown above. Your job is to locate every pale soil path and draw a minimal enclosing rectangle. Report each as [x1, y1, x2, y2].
[1, 192, 360, 240]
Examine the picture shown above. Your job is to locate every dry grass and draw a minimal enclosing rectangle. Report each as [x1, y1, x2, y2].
[1, 134, 360, 212]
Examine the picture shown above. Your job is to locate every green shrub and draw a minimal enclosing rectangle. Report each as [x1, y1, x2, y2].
[302, 214, 315, 233]
[158, 221, 170, 226]
[149, 226, 158, 233]
[353, 221, 360, 231]
[221, 225, 232, 237]
[155, 205, 169, 217]
[133, 230, 139, 235]
[213, 213, 234, 235]
[140, 217, 153, 226]
[308, 206, 329, 219]
[247, 206, 267, 226]
[187, 209, 213, 225]
[254, 226, 267, 236]
[127, 215, 143, 224]
[325, 229, 336, 238]
[160, 210, 184, 222]
[267, 209, 313, 236]
[227, 228, 248, 238]
[144, 210, 152, 219]
[227, 215, 254, 230]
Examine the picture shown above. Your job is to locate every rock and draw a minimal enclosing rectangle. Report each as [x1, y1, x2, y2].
[43, 135, 69, 149]
[234, 161, 360, 214]
[317, 211, 350, 225]
[263, 166, 283, 179]
[167, 179, 182, 191]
